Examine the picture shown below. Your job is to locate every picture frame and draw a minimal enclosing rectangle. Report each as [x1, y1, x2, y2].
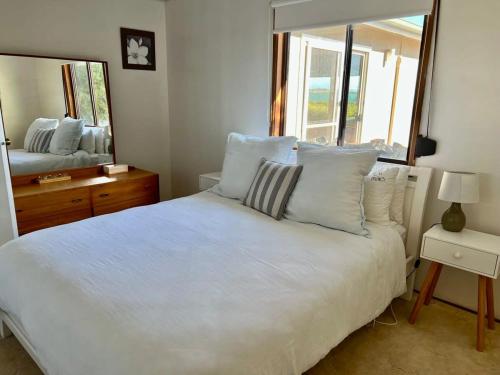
[120, 27, 156, 71]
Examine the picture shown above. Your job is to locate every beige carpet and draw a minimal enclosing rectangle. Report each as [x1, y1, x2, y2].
[0, 297, 499, 374]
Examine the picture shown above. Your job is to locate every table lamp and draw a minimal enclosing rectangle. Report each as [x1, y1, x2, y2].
[438, 171, 479, 232]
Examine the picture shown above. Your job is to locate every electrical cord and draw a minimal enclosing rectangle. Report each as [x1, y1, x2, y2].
[370, 303, 398, 327]
[369, 221, 443, 329]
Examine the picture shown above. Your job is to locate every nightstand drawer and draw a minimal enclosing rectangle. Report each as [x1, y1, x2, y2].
[423, 237, 498, 276]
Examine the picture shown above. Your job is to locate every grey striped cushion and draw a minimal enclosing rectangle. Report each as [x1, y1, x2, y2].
[27, 128, 55, 153]
[243, 159, 303, 220]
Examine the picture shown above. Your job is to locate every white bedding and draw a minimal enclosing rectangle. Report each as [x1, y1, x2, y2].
[8, 149, 113, 176]
[0, 192, 406, 375]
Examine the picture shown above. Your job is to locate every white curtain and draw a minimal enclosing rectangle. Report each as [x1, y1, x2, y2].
[272, 0, 433, 33]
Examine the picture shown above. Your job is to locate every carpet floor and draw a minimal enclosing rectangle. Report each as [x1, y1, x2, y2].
[0, 297, 499, 374]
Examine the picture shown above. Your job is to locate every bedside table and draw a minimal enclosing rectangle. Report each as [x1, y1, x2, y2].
[409, 225, 500, 351]
[199, 172, 221, 191]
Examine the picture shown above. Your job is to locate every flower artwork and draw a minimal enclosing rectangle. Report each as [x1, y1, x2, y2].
[120, 28, 156, 71]
[127, 38, 149, 65]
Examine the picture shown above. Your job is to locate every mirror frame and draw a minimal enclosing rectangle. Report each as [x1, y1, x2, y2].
[0, 52, 116, 184]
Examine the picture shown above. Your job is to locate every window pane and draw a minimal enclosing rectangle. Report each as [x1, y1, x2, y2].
[90, 62, 110, 127]
[73, 62, 94, 125]
[285, 25, 347, 145]
[307, 48, 338, 125]
[344, 53, 365, 144]
[348, 16, 425, 160]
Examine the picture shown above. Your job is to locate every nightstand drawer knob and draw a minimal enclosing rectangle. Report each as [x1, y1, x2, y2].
[453, 251, 463, 260]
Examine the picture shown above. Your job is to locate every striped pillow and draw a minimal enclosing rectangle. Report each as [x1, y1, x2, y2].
[244, 159, 303, 220]
[27, 128, 55, 153]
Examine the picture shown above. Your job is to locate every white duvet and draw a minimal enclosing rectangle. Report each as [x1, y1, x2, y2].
[8, 149, 113, 176]
[0, 192, 406, 375]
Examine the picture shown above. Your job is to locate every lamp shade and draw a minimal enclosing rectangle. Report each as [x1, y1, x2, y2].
[438, 171, 479, 204]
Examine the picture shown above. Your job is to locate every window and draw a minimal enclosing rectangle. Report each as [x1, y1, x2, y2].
[276, 15, 429, 163]
[62, 62, 110, 127]
[285, 25, 347, 145]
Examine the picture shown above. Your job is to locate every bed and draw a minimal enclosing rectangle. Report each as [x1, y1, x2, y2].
[0, 166, 432, 374]
[8, 149, 113, 176]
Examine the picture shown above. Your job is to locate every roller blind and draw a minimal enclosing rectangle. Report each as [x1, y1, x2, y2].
[272, 0, 433, 33]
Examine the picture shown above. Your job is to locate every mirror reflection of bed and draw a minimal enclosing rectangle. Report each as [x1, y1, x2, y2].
[0, 54, 114, 177]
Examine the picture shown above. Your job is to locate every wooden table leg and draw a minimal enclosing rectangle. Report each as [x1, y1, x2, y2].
[486, 278, 495, 330]
[477, 276, 486, 351]
[409, 262, 441, 324]
[424, 263, 443, 305]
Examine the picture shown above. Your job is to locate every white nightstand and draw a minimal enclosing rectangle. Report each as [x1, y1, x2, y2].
[199, 172, 221, 191]
[409, 225, 500, 351]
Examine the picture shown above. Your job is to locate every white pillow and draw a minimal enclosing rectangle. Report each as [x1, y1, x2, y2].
[285, 146, 378, 235]
[213, 133, 297, 200]
[49, 117, 84, 155]
[79, 128, 96, 154]
[363, 167, 399, 225]
[372, 163, 411, 224]
[89, 127, 105, 154]
[24, 118, 58, 150]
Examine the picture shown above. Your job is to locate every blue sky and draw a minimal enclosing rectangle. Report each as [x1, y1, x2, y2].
[402, 16, 425, 27]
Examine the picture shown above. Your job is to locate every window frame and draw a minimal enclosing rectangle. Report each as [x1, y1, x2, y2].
[62, 62, 111, 127]
[270, 8, 436, 165]
[301, 36, 345, 143]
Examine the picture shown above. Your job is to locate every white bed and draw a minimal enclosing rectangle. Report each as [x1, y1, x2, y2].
[8, 149, 113, 176]
[0, 166, 432, 374]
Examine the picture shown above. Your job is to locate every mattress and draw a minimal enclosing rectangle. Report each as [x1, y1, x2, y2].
[0, 192, 406, 375]
[8, 149, 112, 176]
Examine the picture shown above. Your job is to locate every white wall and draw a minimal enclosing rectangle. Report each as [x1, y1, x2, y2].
[166, 0, 272, 197]
[0, 57, 43, 149]
[35, 58, 68, 120]
[415, 0, 500, 318]
[0, 57, 71, 149]
[0, 0, 171, 199]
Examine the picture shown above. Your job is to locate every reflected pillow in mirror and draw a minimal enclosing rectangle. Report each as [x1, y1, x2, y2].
[49, 117, 84, 156]
[23, 118, 59, 150]
[79, 128, 96, 154]
[27, 129, 56, 153]
[90, 127, 105, 154]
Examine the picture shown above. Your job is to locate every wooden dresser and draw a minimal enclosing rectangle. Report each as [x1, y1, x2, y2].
[13, 168, 159, 235]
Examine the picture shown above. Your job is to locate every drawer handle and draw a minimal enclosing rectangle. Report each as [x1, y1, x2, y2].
[16, 209, 23, 213]
[71, 199, 83, 204]
[453, 251, 463, 260]
[99, 193, 110, 198]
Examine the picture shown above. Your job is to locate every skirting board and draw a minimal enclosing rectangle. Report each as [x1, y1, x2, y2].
[0, 310, 48, 374]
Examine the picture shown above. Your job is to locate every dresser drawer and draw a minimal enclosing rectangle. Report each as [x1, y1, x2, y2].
[91, 176, 158, 216]
[422, 237, 499, 277]
[15, 187, 92, 234]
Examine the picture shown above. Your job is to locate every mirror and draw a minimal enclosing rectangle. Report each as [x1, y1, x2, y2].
[0, 54, 115, 177]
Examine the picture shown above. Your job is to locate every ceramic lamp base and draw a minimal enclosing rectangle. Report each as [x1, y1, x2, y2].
[441, 202, 466, 232]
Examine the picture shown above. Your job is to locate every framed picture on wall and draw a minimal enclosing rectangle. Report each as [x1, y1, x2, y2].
[120, 27, 156, 71]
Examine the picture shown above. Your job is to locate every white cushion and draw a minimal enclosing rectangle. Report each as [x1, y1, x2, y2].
[24, 118, 58, 150]
[79, 128, 96, 154]
[90, 127, 106, 154]
[49, 117, 84, 156]
[213, 133, 297, 200]
[363, 167, 399, 225]
[285, 146, 378, 235]
[372, 163, 410, 225]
